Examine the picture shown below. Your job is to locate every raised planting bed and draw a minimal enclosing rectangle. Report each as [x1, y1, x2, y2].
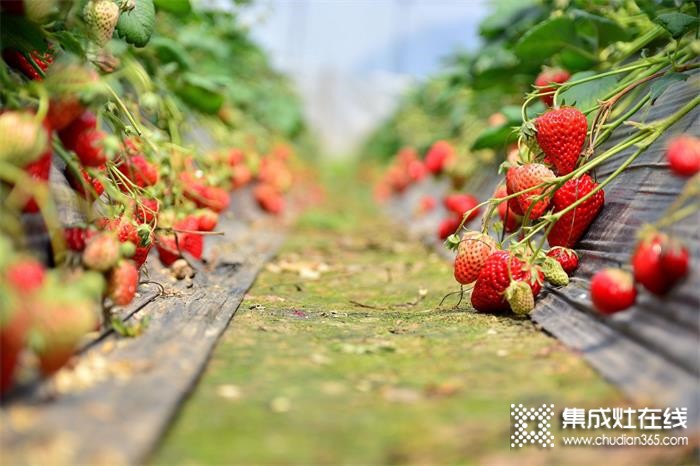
[385, 72, 700, 427]
[0, 186, 292, 465]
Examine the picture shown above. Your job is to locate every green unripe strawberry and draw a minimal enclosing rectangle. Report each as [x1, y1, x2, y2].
[83, 0, 120, 47]
[505, 280, 534, 316]
[0, 112, 48, 167]
[542, 256, 570, 286]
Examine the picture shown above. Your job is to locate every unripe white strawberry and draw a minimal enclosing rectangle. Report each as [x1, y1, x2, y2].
[542, 256, 569, 286]
[0, 112, 48, 167]
[505, 280, 534, 315]
[83, 0, 120, 47]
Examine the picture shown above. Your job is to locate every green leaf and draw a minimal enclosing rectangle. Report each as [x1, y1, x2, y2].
[649, 72, 689, 102]
[654, 12, 699, 38]
[471, 125, 518, 151]
[116, 0, 155, 47]
[175, 73, 225, 114]
[0, 15, 48, 52]
[49, 30, 86, 57]
[150, 36, 192, 69]
[154, 0, 191, 15]
[570, 9, 630, 46]
[558, 71, 619, 116]
[514, 16, 578, 65]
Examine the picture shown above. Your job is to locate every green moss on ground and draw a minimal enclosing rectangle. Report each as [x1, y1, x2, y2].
[152, 166, 690, 466]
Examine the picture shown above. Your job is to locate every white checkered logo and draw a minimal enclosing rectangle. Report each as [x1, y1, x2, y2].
[510, 403, 555, 448]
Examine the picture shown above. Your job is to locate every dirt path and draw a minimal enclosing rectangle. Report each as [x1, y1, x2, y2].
[151, 168, 690, 466]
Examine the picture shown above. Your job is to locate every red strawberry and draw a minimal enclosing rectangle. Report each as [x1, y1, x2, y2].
[443, 193, 480, 221]
[116, 154, 159, 188]
[453, 231, 497, 284]
[72, 128, 107, 166]
[632, 232, 689, 295]
[107, 260, 139, 306]
[547, 174, 604, 248]
[202, 186, 230, 213]
[505, 163, 555, 219]
[231, 164, 253, 189]
[21, 121, 52, 212]
[0, 303, 31, 395]
[196, 209, 218, 232]
[2, 48, 53, 80]
[67, 164, 105, 198]
[407, 159, 427, 182]
[155, 234, 180, 267]
[471, 250, 543, 313]
[135, 197, 159, 224]
[437, 216, 461, 240]
[494, 184, 521, 232]
[535, 68, 570, 107]
[258, 157, 292, 192]
[174, 216, 203, 259]
[47, 97, 85, 132]
[546, 247, 579, 274]
[227, 148, 245, 166]
[254, 183, 285, 215]
[660, 240, 689, 285]
[58, 111, 97, 149]
[83, 232, 120, 271]
[64, 227, 88, 251]
[5, 258, 45, 294]
[418, 195, 436, 214]
[385, 165, 410, 193]
[591, 268, 636, 314]
[424, 140, 455, 174]
[535, 107, 587, 176]
[666, 135, 700, 177]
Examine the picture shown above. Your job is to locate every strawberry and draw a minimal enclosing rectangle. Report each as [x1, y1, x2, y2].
[231, 164, 253, 189]
[471, 250, 543, 313]
[547, 174, 604, 248]
[424, 140, 455, 174]
[437, 216, 461, 241]
[0, 111, 48, 166]
[541, 256, 569, 286]
[72, 129, 107, 167]
[107, 260, 139, 306]
[83, 0, 120, 47]
[385, 165, 410, 193]
[67, 164, 105, 198]
[443, 193, 480, 221]
[135, 197, 159, 224]
[83, 232, 120, 271]
[504, 168, 524, 215]
[201, 186, 230, 213]
[30, 297, 97, 376]
[535, 107, 587, 176]
[632, 232, 689, 295]
[546, 247, 578, 274]
[504, 280, 534, 315]
[660, 240, 689, 285]
[5, 258, 45, 294]
[590, 268, 636, 314]
[58, 111, 97, 149]
[64, 227, 88, 251]
[407, 159, 427, 182]
[254, 183, 285, 215]
[227, 148, 245, 166]
[116, 154, 159, 188]
[155, 234, 180, 267]
[418, 195, 436, 214]
[47, 98, 85, 132]
[174, 216, 203, 259]
[196, 209, 218, 232]
[505, 163, 555, 219]
[494, 184, 521, 232]
[535, 68, 570, 107]
[666, 135, 700, 177]
[0, 298, 31, 395]
[258, 157, 292, 192]
[453, 231, 497, 284]
[20, 120, 53, 212]
[1, 48, 53, 80]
